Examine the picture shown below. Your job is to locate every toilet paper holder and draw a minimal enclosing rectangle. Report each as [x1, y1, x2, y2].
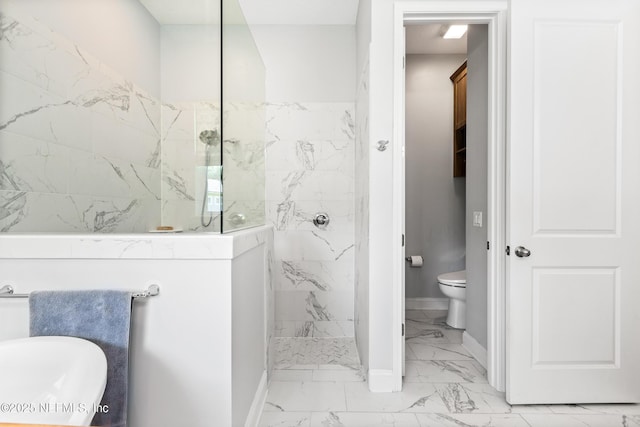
[405, 255, 424, 267]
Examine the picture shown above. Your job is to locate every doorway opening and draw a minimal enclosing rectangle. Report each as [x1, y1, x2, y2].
[403, 21, 489, 381]
[391, 3, 508, 393]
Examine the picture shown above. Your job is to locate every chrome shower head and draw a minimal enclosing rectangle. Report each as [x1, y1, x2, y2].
[199, 129, 220, 146]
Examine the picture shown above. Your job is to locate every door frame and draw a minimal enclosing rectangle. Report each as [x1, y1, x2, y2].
[392, 1, 508, 391]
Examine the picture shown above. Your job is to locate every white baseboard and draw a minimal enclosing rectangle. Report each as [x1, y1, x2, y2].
[462, 331, 487, 369]
[368, 369, 396, 392]
[245, 371, 268, 427]
[405, 297, 449, 310]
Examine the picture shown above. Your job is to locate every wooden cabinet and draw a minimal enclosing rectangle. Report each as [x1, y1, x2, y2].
[450, 61, 467, 177]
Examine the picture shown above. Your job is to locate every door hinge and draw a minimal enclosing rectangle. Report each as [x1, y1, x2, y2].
[402, 323, 405, 336]
[487, 241, 490, 250]
[402, 234, 405, 247]
[506, 245, 510, 256]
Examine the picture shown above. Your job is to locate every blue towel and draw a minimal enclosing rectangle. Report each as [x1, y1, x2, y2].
[29, 290, 133, 427]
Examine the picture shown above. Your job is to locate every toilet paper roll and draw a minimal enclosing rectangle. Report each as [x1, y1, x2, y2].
[408, 255, 423, 268]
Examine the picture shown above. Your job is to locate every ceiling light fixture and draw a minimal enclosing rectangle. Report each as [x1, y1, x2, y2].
[443, 25, 468, 39]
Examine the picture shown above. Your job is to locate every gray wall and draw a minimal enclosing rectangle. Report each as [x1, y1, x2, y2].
[405, 54, 467, 299]
[465, 25, 489, 347]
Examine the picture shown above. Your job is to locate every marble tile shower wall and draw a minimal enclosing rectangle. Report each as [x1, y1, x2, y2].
[0, 6, 266, 233]
[0, 6, 161, 232]
[160, 101, 266, 232]
[266, 102, 355, 338]
[220, 102, 266, 232]
[160, 102, 221, 232]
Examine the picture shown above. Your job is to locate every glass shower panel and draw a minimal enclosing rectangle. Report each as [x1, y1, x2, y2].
[221, 0, 266, 232]
[159, 4, 223, 232]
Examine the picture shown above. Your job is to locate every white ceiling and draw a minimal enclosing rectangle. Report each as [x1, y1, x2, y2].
[139, 2, 467, 54]
[138, 0, 360, 25]
[405, 24, 468, 55]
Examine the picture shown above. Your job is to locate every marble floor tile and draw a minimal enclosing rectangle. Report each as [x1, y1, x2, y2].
[415, 413, 530, 427]
[547, 403, 640, 415]
[407, 343, 473, 361]
[309, 412, 421, 426]
[271, 369, 314, 382]
[312, 368, 366, 382]
[520, 413, 640, 427]
[405, 320, 454, 344]
[405, 321, 464, 345]
[274, 337, 360, 369]
[434, 383, 512, 414]
[264, 381, 347, 412]
[506, 404, 559, 414]
[297, 338, 360, 366]
[510, 403, 640, 415]
[345, 382, 449, 413]
[404, 360, 487, 384]
[261, 309, 639, 427]
[317, 364, 360, 370]
[258, 412, 312, 427]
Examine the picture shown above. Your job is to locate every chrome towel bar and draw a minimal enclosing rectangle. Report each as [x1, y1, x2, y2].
[0, 284, 160, 299]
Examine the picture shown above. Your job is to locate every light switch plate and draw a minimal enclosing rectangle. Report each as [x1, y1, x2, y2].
[473, 211, 483, 227]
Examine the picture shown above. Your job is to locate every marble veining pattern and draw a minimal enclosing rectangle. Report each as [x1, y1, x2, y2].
[272, 337, 360, 369]
[160, 100, 266, 232]
[266, 102, 355, 338]
[1, 5, 266, 234]
[259, 310, 640, 427]
[160, 102, 220, 232]
[0, 5, 160, 232]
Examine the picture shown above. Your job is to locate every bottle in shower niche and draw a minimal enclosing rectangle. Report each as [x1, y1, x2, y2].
[206, 165, 223, 213]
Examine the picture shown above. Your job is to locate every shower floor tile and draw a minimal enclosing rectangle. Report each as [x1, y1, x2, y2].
[259, 310, 640, 427]
[273, 337, 361, 369]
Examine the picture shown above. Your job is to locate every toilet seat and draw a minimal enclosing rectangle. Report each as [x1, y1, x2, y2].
[437, 270, 466, 288]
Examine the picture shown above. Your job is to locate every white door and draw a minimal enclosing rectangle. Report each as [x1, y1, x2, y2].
[507, 0, 640, 403]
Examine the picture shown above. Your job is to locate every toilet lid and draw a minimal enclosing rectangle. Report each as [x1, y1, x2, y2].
[438, 270, 466, 286]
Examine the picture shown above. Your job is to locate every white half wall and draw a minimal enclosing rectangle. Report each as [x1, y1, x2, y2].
[232, 244, 266, 425]
[0, 226, 273, 427]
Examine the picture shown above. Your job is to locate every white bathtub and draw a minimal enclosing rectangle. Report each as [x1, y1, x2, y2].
[0, 225, 274, 427]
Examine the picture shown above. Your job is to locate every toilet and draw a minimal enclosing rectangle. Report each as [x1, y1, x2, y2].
[437, 270, 467, 329]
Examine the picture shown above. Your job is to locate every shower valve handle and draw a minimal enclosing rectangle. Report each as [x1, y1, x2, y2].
[313, 213, 330, 228]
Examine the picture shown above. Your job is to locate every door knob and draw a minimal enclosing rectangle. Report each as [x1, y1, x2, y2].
[514, 246, 531, 258]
